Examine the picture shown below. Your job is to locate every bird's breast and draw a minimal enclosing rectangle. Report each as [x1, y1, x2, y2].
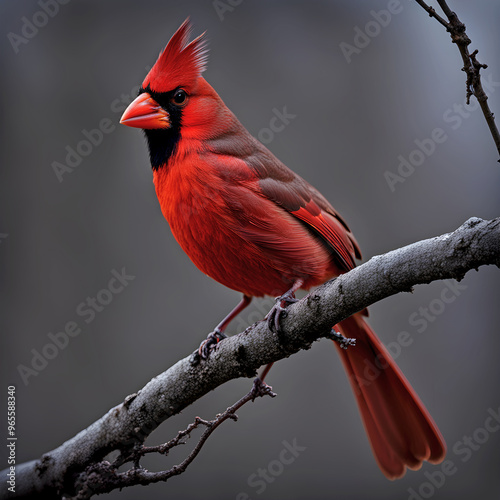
[152, 154, 261, 294]
[152, 152, 337, 297]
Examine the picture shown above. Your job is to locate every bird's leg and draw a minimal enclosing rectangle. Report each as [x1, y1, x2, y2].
[259, 362, 274, 383]
[196, 294, 253, 361]
[329, 328, 356, 350]
[251, 362, 276, 400]
[266, 279, 304, 333]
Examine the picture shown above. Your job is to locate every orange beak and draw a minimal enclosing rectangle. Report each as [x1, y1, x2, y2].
[120, 92, 170, 129]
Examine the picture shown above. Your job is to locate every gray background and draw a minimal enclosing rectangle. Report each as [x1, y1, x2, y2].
[1, 0, 500, 499]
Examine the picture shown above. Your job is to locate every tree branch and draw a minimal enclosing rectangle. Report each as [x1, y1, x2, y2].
[2, 217, 499, 498]
[414, 0, 449, 28]
[414, 0, 500, 160]
[71, 380, 276, 499]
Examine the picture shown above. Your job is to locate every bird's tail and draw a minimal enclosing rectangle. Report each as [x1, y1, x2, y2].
[335, 313, 446, 479]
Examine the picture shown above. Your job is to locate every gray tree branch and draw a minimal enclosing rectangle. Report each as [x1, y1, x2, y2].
[2, 216, 499, 499]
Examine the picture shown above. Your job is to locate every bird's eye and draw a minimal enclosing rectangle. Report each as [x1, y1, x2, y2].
[171, 89, 188, 106]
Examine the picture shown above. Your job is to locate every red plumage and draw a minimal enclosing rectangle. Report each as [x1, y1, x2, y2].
[143, 19, 208, 94]
[120, 19, 446, 479]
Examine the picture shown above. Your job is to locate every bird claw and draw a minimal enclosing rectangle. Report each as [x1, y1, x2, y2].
[190, 329, 227, 365]
[266, 291, 299, 333]
[200, 329, 227, 358]
[330, 328, 356, 350]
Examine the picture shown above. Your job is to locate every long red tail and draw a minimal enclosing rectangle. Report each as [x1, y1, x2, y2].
[336, 314, 446, 479]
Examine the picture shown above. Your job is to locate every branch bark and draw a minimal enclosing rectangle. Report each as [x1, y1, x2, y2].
[2, 217, 499, 498]
[414, 0, 500, 160]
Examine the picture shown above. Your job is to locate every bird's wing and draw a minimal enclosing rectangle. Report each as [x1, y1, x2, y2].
[245, 145, 361, 272]
[204, 130, 361, 273]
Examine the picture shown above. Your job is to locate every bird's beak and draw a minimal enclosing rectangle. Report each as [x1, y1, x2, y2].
[120, 92, 170, 129]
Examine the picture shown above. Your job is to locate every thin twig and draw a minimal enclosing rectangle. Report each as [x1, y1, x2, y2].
[414, 0, 500, 160]
[72, 379, 276, 499]
[435, 0, 454, 19]
[414, 0, 449, 28]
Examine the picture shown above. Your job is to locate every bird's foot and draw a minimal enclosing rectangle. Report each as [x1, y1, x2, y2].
[329, 328, 356, 350]
[199, 329, 227, 359]
[190, 329, 227, 365]
[266, 290, 299, 333]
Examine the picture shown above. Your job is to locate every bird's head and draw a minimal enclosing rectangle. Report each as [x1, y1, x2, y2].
[120, 19, 215, 169]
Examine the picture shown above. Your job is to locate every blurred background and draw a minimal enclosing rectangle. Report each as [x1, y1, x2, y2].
[1, 1, 499, 498]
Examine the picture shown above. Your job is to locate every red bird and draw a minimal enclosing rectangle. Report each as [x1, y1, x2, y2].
[120, 19, 446, 479]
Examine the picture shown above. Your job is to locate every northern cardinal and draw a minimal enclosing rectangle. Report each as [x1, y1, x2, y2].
[120, 19, 446, 479]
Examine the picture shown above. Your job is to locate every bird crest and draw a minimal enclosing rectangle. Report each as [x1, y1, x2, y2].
[142, 18, 208, 94]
